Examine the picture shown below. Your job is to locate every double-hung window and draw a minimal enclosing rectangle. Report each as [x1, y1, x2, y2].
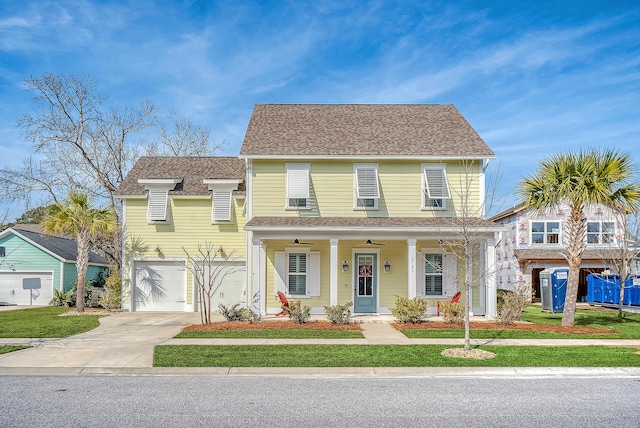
[587, 221, 615, 244]
[424, 253, 444, 296]
[288, 253, 307, 295]
[531, 221, 560, 244]
[422, 164, 450, 210]
[274, 250, 321, 297]
[354, 164, 379, 209]
[0, 246, 5, 258]
[286, 163, 310, 209]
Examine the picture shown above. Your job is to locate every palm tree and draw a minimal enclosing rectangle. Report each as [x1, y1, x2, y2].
[518, 149, 640, 326]
[43, 192, 116, 312]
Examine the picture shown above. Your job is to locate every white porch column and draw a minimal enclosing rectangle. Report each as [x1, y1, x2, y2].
[485, 236, 497, 320]
[252, 236, 266, 314]
[330, 238, 339, 306]
[407, 238, 417, 298]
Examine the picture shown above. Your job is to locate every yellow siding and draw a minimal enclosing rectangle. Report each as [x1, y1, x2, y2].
[251, 160, 483, 217]
[123, 196, 246, 305]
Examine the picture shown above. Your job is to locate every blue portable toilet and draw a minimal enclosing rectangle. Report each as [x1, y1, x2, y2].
[540, 268, 569, 313]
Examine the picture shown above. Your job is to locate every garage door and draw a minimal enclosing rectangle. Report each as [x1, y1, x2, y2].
[0, 271, 54, 306]
[133, 262, 187, 311]
[197, 262, 246, 309]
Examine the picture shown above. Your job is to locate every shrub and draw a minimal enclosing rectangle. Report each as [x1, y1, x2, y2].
[324, 302, 353, 324]
[497, 291, 528, 325]
[496, 289, 514, 314]
[99, 268, 122, 311]
[49, 289, 74, 307]
[440, 301, 464, 324]
[390, 296, 428, 323]
[245, 308, 262, 324]
[284, 301, 311, 324]
[218, 303, 250, 321]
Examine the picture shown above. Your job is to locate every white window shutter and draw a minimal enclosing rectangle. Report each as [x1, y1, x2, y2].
[211, 189, 232, 222]
[416, 256, 425, 297]
[286, 164, 310, 199]
[424, 168, 451, 199]
[443, 253, 458, 296]
[146, 188, 169, 221]
[356, 167, 380, 199]
[274, 251, 286, 295]
[307, 251, 321, 296]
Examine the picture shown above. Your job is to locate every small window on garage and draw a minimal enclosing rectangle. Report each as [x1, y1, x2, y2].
[0, 246, 5, 257]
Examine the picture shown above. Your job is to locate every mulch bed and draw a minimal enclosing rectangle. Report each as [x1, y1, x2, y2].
[392, 321, 618, 335]
[182, 320, 362, 332]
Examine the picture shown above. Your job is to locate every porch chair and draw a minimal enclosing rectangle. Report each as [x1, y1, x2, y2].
[276, 291, 290, 316]
[437, 291, 462, 317]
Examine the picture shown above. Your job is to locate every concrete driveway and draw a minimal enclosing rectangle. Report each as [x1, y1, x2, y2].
[0, 312, 200, 369]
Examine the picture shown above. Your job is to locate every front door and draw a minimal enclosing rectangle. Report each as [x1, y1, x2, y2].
[354, 253, 377, 313]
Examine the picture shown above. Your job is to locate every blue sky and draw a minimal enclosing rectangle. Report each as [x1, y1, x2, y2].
[1, 0, 639, 219]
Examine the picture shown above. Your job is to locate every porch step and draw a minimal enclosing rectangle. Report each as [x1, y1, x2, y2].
[360, 323, 411, 343]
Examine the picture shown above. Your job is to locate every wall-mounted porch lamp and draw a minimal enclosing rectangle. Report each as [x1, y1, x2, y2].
[342, 260, 349, 273]
[384, 260, 391, 273]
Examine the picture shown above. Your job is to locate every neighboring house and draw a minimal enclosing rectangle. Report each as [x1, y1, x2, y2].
[114, 157, 247, 312]
[241, 104, 502, 317]
[0, 224, 109, 306]
[489, 203, 631, 301]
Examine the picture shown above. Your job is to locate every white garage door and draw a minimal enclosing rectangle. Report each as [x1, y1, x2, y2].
[0, 271, 54, 306]
[133, 262, 187, 311]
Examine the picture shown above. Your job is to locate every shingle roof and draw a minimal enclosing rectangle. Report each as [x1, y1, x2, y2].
[9, 227, 109, 265]
[114, 156, 245, 197]
[239, 104, 495, 158]
[514, 248, 621, 262]
[245, 216, 501, 231]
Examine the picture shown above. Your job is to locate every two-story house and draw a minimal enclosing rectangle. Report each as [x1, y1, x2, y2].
[240, 104, 502, 317]
[115, 104, 502, 318]
[489, 203, 629, 301]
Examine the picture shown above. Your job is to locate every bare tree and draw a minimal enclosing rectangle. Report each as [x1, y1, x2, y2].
[144, 110, 225, 156]
[182, 242, 246, 324]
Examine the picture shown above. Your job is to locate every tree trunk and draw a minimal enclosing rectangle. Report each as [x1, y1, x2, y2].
[75, 230, 90, 313]
[464, 242, 472, 351]
[562, 207, 587, 326]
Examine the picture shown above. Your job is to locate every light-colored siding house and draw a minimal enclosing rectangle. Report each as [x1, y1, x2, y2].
[115, 157, 247, 312]
[241, 104, 502, 317]
[0, 224, 109, 306]
[489, 203, 632, 301]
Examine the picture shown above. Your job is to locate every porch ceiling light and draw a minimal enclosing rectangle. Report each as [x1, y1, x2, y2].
[342, 260, 349, 273]
[384, 260, 391, 273]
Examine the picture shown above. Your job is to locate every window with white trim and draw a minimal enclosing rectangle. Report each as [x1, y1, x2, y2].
[531, 221, 560, 244]
[587, 221, 615, 244]
[274, 250, 321, 298]
[422, 164, 450, 210]
[288, 253, 307, 295]
[424, 253, 444, 296]
[354, 164, 379, 210]
[286, 163, 310, 209]
[146, 188, 170, 222]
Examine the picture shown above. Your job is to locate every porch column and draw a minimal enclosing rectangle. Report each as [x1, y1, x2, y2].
[407, 238, 417, 298]
[330, 238, 338, 306]
[485, 236, 497, 320]
[252, 236, 266, 314]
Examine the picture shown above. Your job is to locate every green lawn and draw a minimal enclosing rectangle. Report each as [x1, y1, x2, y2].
[0, 346, 29, 355]
[0, 307, 101, 338]
[400, 306, 640, 339]
[176, 329, 364, 339]
[154, 344, 640, 367]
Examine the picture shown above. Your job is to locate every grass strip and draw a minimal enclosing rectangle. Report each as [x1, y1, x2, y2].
[176, 329, 364, 339]
[0, 307, 101, 338]
[0, 345, 29, 355]
[154, 344, 640, 367]
[401, 329, 622, 339]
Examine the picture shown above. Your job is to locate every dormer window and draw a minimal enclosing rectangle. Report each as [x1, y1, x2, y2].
[138, 178, 182, 223]
[286, 163, 310, 209]
[204, 179, 242, 223]
[354, 164, 379, 210]
[422, 164, 450, 210]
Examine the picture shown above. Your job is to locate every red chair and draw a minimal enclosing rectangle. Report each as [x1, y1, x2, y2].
[276, 291, 289, 316]
[437, 291, 462, 316]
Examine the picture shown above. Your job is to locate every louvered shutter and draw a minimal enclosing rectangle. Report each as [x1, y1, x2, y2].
[307, 252, 321, 296]
[274, 252, 286, 295]
[146, 188, 169, 221]
[211, 189, 232, 222]
[443, 253, 458, 296]
[286, 164, 310, 199]
[424, 168, 451, 199]
[356, 167, 379, 199]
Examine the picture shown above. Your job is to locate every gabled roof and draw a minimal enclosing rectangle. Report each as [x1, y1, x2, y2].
[488, 203, 526, 222]
[2, 226, 109, 265]
[114, 156, 246, 197]
[239, 104, 495, 158]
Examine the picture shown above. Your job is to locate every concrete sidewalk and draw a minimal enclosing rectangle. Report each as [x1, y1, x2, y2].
[1, 312, 640, 376]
